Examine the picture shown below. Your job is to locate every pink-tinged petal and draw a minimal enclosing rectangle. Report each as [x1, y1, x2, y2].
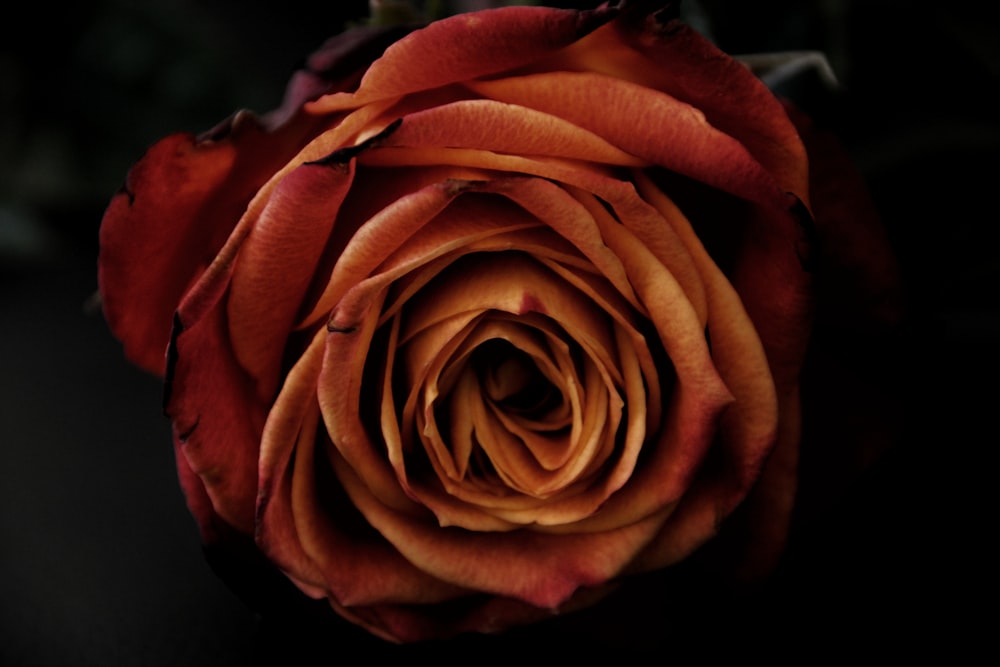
[328, 597, 540, 644]
[307, 5, 620, 115]
[99, 111, 336, 376]
[331, 581, 625, 643]
[227, 158, 355, 401]
[467, 72, 794, 211]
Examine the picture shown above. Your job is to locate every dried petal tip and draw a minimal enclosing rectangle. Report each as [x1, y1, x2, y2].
[198, 109, 262, 143]
[789, 195, 818, 272]
[308, 118, 403, 166]
[576, 2, 625, 36]
[652, 2, 682, 25]
[615, 0, 681, 19]
[440, 178, 488, 196]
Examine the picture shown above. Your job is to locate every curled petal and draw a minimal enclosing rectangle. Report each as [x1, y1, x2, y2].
[541, 13, 810, 200]
[467, 72, 794, 210]
[385, 100, 645, 166]
[257, 330, 465, 606]
[333, 447, 671, 609]
[228, 159, 355, 400]
[307, 5, 621, 114]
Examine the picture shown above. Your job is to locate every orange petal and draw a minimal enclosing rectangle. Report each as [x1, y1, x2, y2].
[385, 100, 644, 166]
[310, 179, 477, 328]
[468, 72, 794, 210]
[333, 446, 670, 609]
[256, 329, 464, 606]
[551, 16, 811, 201]
[227, 158, 355, 400]
[307, 5, 620, 115]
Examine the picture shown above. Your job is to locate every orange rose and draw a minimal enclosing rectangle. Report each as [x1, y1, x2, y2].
[98, 1, 866, 643]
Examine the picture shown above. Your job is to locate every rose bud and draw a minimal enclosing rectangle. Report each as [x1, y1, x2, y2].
[98, 0, 898, 644]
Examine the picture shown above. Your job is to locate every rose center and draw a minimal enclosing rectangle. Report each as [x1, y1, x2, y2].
[474, 339, 559, 419]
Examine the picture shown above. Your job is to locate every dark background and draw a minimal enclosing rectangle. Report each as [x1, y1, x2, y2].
[2, 0, 995, 663]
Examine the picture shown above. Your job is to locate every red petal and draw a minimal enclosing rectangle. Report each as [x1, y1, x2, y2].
[99, 113, 327, 376]
[227, 159, 355, 400]
[165, 189, 274, 535]
[167, 305, 265, 535]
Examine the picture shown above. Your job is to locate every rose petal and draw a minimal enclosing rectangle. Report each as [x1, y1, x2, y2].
[306, 5, 620, 115]
[162, 138, 362, 536]
[315, 192, 544, 333]
[385, 99, 645, 166]
[256, 329, 466, 606]
[544, 15, 811, 201]
[98, 123, 247, 375]
[467, 72, 794, 210]
[227, 158, 355, 400]
[332, 445, 671, 609]
[310, 179, 478, 329]
[167, 308, 265, 535]
[394, 258, 621, 501]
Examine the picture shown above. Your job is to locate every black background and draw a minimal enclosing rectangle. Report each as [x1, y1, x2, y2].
[2, 0, 996, 663]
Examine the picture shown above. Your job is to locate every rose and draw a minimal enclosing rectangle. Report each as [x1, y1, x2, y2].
[97, 1, 878, 643]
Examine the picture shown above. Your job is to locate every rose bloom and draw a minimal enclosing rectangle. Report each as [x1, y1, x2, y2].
[98, 1, 896, 644]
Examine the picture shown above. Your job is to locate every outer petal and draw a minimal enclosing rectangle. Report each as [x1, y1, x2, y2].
[264, 24, 416, 129]
[99, 127, 251, 376]
[227, 157, 355, 400]
[307, 5, 620, 114]
[545, 8, 810, 200]
[468, 72, 794, 210]
[167, 304, 266, 536]
[97, 20, 409, 376]
[622, 18, 811, 202]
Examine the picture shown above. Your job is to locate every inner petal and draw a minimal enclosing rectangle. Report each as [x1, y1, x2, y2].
[476, 339, 570, 432]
